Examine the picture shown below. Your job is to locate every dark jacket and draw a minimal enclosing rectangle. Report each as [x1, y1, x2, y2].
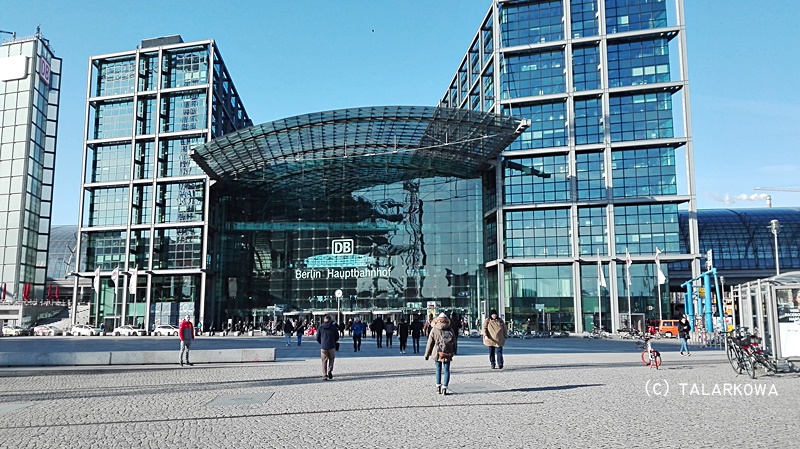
[316, 321, 339, 350]
[410, 320, 423, 338]
[372, 318, 385, 333]
[385, 322, 395, 335]
[283, 321, 294, 335]
[678, 319, 691, 339]
[398, 321, 409, 340]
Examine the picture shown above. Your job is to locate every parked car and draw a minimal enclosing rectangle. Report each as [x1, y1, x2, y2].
[33, 325, 65, 336]
[71, 324, 101, 336]
[153, 325, 179, 336]
[658, 320, 680, 338]
[2, 325, 28, 336]
[112, 325, 146, 336]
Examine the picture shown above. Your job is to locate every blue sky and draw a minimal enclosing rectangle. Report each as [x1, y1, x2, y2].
[3, 0, 799, 225]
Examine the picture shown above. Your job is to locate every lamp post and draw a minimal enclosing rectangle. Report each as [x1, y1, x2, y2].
[770, 219, 781, 276]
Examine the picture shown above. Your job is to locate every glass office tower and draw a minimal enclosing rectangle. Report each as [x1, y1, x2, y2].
[0, 30, 61, 304]
[74, 36, 251, 330]
[440, 0, 698, 332]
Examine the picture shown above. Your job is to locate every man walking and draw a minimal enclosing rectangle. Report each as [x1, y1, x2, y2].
[179, 315, 195, 366]
[316, 315, 339, 381]
[351, 316, 366, 351]
[372, 316, 385, 348]
[410, 315, 423, 354]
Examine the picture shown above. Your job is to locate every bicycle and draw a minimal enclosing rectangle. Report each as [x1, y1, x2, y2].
[639, 335, 662, 369]
[726, 327, 778, 379]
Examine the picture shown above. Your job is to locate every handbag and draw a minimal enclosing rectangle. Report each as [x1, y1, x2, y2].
[437, 351, 452, 362]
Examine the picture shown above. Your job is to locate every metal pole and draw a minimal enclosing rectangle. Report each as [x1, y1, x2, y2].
[657, 282, 662, 324]
[770, 219, 780, 276]
[627, 281, 632, 331]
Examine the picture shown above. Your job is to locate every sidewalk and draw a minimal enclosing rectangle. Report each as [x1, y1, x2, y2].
[0, 339, 796, 447]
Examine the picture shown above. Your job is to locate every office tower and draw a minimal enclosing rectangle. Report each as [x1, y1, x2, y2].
[74, 36, 250, 329]
[440, 0, 697, 332]
[0, 29, 61, 303]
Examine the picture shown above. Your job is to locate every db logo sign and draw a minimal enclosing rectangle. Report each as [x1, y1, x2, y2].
[332, 239, 354, 255]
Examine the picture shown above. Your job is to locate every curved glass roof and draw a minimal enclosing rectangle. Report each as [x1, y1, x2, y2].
[190, 106, 529, 197]
[678, 208, 800, 272]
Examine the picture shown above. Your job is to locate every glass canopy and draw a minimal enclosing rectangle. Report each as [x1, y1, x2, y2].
[189, 106, 529, 198]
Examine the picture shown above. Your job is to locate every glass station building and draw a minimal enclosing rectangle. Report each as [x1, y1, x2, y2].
[74, 0, 699, 333]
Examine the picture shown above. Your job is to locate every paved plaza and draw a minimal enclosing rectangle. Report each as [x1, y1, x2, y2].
[0, 336, 796, 448]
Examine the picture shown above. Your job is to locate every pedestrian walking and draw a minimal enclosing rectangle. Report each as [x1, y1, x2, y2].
[283, 319, 294, 346]
[295, 320, 306, 346]
[482, 309, 507, 369]
[449, 311, 461, 354]
[678, 315, 691, 356]
[179, 315, 195, 366]
[316, 315, 339, 381]
[372, 316, 385, 348]
[410, 315, 423, 353]
[398, 318, 409, 354]
[385, 319, 395, 348]
[351, 317, 366, 351]
[424, 313, 456, 395]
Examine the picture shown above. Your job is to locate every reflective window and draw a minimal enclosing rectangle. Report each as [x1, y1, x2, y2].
[482, 63, 495, 111]
[482, 16, 494, 65]
[161, 92, 207, 133]
[501, 0, 564, 46]
[606, 0, 669, 34]
[506, 265, 574, 331]
[571, 0, 599, 38]
[133, 141, 154, 180]
[576, 151, 606, 200]
[502, 49, 565, 97]
[131, 185, 152, 225]
[574, 97, 603, 145]
[138, 53, 159, 91]
[505, 101, 567, 149]
[136, 96, 157, 135]
[608, 39, 670, 87]
[84, 230, 127, 271]
[85, 187, 129, 227]
[154, 227, 203, 269]
[578, 207, 607, 256]
[505, 208, 571, 258]
[159, 136, 205, 177]
[86, 143, 131, 183]
[614, 203, 680, 255]
[156, 181, 205, 223]
[572, 45, 601, 91]
[609, 92, 673, 142]
[504, 154, 569, 205]
[94, 57, 136, 97]
[129, 229, 151, 269]
[92, 100, 133, 139]
[611, 147, 676, 198]
[162, 48, 209, 89]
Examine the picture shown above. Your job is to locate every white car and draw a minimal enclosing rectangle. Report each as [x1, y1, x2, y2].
[71, 324, 101, 336]
[153, 325, 179, 336]
[2, 325, 27, 336]
[112, 325, 146, 336]
[33, 325, 65, 336]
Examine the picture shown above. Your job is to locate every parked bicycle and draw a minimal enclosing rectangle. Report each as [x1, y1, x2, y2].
[638, 335, 662, 369]
[727, 327, 777, 379]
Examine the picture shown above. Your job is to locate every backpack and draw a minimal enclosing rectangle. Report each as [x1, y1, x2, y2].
[436, 329, 455, 362]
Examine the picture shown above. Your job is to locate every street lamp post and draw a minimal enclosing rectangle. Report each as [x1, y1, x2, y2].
[770, 219, 781, 276]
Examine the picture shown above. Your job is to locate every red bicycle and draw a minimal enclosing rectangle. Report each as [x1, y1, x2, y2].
[638, 335, 662, 369]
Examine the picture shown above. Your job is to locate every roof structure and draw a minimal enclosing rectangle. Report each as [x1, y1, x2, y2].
[189, 106, 529, 198]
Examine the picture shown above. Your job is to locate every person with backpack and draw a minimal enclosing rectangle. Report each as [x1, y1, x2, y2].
[424, 313, 455, 395]
[482, 309, 507, 369]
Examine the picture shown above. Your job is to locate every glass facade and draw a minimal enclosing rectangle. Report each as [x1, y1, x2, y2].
[0, 32, 61, 303]
[441, 0, 696, 332]
[75, 36, 252, 330]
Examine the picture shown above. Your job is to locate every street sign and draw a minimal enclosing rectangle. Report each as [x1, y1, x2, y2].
[334, 289, 343, 298]
[535, 303, 545, 311]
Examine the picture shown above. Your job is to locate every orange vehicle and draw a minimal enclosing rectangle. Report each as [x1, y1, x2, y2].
[658, 320, 680, 338]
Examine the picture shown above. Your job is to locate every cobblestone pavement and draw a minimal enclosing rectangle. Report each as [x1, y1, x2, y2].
[0, 338, 796, 448]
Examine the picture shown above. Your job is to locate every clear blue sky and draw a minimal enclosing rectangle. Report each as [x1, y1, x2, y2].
[3, 0, 799, 225]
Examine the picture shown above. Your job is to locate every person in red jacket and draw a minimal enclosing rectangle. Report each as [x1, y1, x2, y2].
[179, 315, 195, 366]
